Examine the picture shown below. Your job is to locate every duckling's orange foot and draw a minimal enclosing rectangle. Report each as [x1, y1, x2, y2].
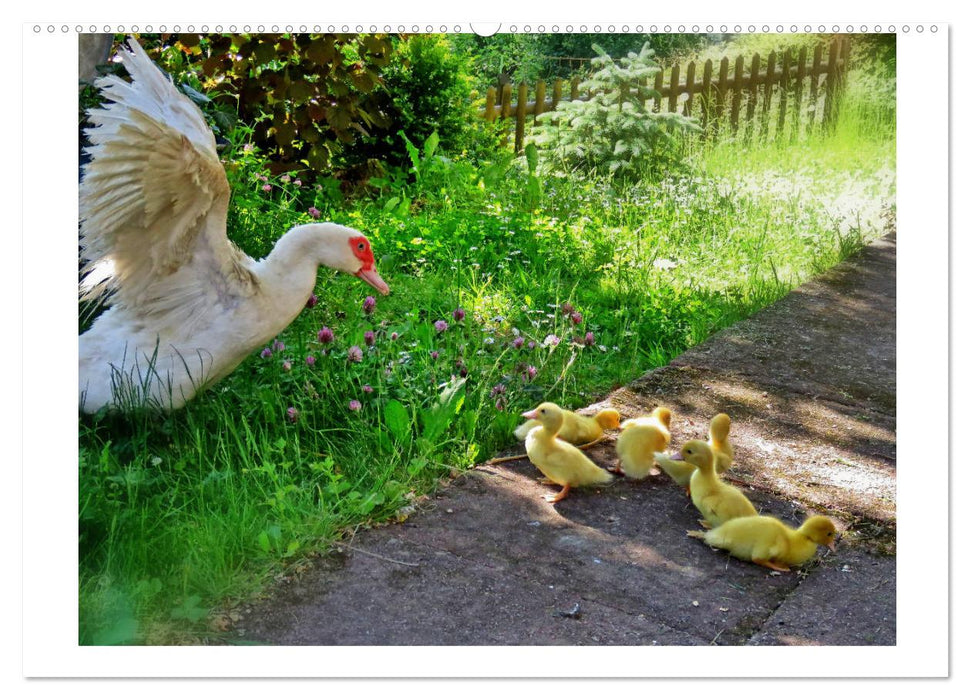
[537, 477, 557, 485]
[698, 519, 712, 529]
[686, 530, 707, 540]
[607, 462, 625, 476]
[544, 485, 571, 503]
[649, 467, 662, 477]
[753, 558, 791, 573]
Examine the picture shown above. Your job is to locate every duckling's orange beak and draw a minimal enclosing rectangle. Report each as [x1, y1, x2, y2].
[522, 409, 539, 419]
[828, 540, 838, 552]
[670, 451, 683, 461]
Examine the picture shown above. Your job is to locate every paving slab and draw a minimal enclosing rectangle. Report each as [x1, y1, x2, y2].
[236, 232, 896, 647]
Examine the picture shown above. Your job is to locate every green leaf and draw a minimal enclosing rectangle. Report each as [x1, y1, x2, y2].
[257, 531, 271, 553]
[384, 400, 412, 443]
[423, 131, 440, 161]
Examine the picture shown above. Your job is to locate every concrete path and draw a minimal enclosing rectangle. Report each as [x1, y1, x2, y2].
[236, 233, 897, 646]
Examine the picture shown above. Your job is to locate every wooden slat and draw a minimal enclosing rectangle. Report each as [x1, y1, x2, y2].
[684, 61, 696, 116]
[700, 59, 713, 130]
[792, 46, 807, 141]
[551, 78, 562, 110]
[777, 49, 791, 139]
[534, 80, 546, 122]
[745, 52, 760, 141]
[668, 63, 680, 112]
[762, 51, 776, 137]
[484, 87, 496, 122]
[823, 39, 839, 128]
[570, 76, 580, 100]
[654, 69, 664, 113]
[716, 57, 729, 136]
[500, 82, 512, 145]
[514, 82, 527, 152]
[730, 55, 744, 133]
[809, 43, 823, 130]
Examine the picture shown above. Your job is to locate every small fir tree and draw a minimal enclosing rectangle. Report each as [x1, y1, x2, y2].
[536, 42, 700, 179]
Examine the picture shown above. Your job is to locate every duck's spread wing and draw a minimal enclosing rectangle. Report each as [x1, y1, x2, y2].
[80, 38, 257, 325]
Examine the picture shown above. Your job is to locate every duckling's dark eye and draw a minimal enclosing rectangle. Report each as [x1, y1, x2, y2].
[540, 409, 546, 414]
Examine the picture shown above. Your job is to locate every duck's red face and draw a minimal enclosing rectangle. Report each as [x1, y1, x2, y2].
[349, 236, 389, 295]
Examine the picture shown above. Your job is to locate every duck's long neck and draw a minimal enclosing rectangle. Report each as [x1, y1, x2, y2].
[255, 224, 349, 322]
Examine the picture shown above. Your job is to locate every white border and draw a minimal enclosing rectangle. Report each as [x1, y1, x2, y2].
[17, 2, 952, 685]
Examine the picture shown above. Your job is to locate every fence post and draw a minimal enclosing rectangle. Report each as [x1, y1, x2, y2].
[653, 69, 664, 112]
[762, 51, 776, 137]
[777, 49, 791, 139]
[809, 43, 823, 131]
[515, 82, 528, 153]
[570, 76, 580, 100]
[552, 78, 562, 110]
[484, 87, 497, 122]
[535, 80, 546, 123]
[500, 83, 512, 146]
[745, 53, 760, 141]
[792, 46, 808, 141]
[700, 59, 713, 131]
[822, 39, 840, 129]
[684, 61, 696, 116]
[668, 63, 680, 112]
[730, 55, 745, 134]
[715, 57, 729, 137]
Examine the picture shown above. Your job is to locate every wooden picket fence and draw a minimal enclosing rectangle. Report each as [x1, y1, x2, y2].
[480, 37, 852, 153]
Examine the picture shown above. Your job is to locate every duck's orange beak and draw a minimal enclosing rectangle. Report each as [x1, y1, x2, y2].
[356, 267, 390, 295]
[522, 409, 539, 419]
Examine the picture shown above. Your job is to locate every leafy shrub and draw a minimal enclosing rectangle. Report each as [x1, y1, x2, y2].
[145, 33, 393, 177]
[342, 35, 481, 168]
[535, 42, 699, 179]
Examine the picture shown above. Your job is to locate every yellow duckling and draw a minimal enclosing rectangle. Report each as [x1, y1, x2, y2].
[683, 440, 757, 528]
[514, 406, 621, 445]
[709, 412, 734, 473]
[521, 402, 614, 503]
[653, 413, 734, 489]
[614, 407, 673, 479]
[688, 514, 838, 572]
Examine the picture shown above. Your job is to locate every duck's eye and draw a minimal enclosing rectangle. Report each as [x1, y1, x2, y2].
[540, 409, 546, 414]
[357, 242, 366, 251]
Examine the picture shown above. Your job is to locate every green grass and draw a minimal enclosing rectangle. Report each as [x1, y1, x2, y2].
[78, 75, 894, 644]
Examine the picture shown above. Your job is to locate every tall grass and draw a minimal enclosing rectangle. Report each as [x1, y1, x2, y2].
[78, 66, 894, 644]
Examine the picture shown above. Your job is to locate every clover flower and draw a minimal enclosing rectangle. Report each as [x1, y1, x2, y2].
[570, 312, 583, 325]
[282, 360, 292, 372]
[273, 340, 285, 352]
[434, 320, 448, 333]
[363, 296, 376, 315]
[452, 308, 466, 322]
[364, 330, 376, 347]
[347, 345, 363, 363]
[348, 399, 362, 412]
[308, 206, 322, 219]
[306, 355, 316, 367]
[260, 347, 272, 359]
[317, 326, 334, 344]
[543, 334, 560, 348]
[286, 407, 299, 423]
[430, 350, 439, 360]
[584, 331, 595, 346]
[262, 184, 272, 192]
[391, 332, 399, 341]
[363, 384, 374, 394]
[306, 293, 318, 308]
[512, 336, 525, 349]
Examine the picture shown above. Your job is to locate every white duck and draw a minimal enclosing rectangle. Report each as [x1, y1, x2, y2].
[78, 39, 389, 413]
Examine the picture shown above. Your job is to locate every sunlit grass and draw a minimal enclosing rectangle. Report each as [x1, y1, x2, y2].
[79, 83, 895, 644]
